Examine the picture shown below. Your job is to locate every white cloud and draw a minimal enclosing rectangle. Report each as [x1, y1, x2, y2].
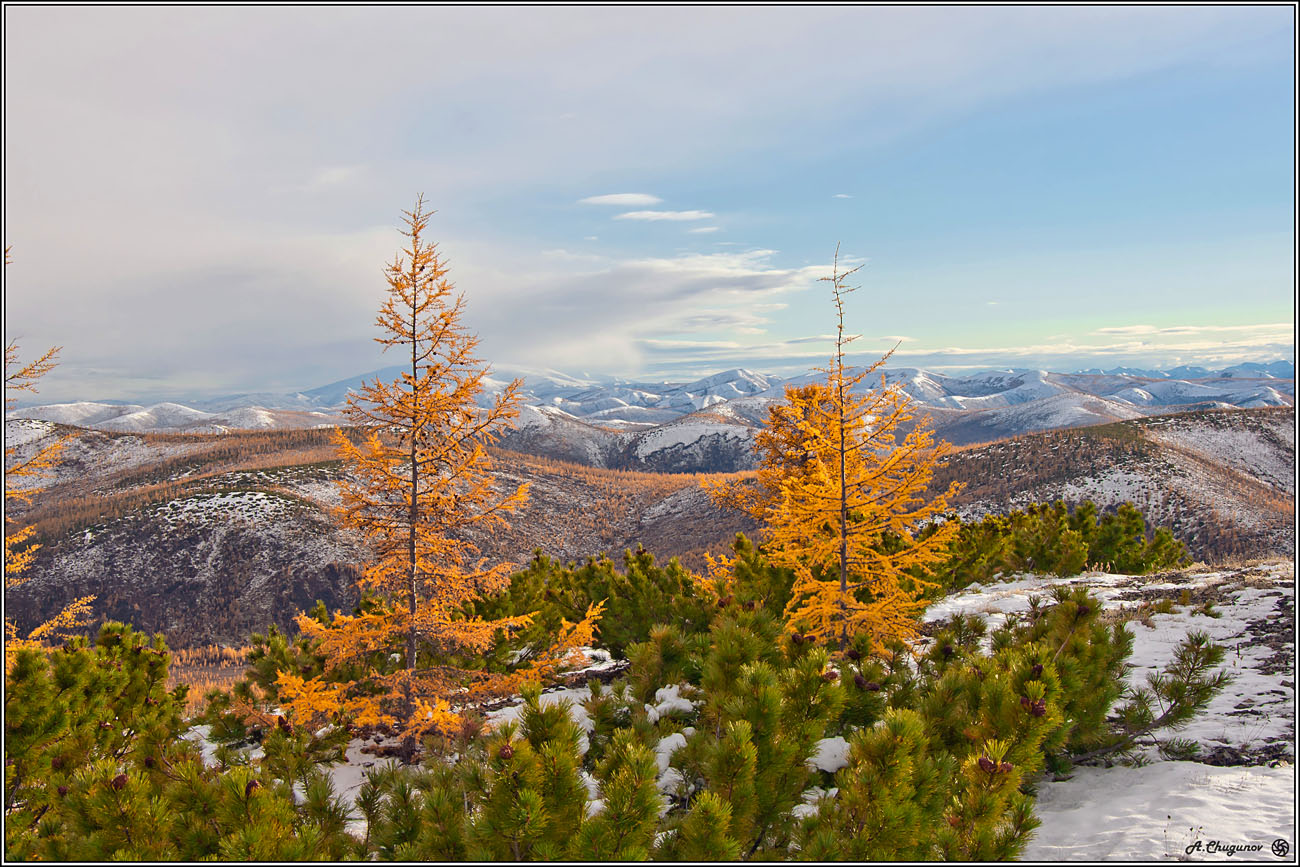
[457, 248, 831, 375]
[1092, 323, 1292, 337]
[578, 193, 663, 206]
[688, 226, 721, 234]
[832, 193, 852, 199]
[615, 210, 715, 221]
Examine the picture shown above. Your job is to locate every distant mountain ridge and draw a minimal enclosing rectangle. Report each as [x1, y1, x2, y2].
[6, 363, 1293, 467]
[1075, 360, 1294, 380]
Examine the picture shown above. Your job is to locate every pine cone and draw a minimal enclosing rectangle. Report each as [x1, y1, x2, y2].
[498, 744, 514, 760]
[854, 673, 868, 690]
[977, 755, 996, 774]
[110, 774, 128, 791]
[820, 670, 838, 683]
[999, 761, 1014, 774]
[143, 756, 156, 769]
[50, 756, 64, 771]
[245, 779, 261, 797]
[1031, 699, 1047, 717]
[1020, 695, 1032, 710]
[1031, 663, 1044, 678]
[57, 785, 69, 797]
[846, 648, 862, 661]
[865, 681, 882, 692]
[790, 632, 804, 645]
[941, 644, 955, 658]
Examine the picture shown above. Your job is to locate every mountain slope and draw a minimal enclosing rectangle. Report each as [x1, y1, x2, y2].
[930, 406, 1294, 561]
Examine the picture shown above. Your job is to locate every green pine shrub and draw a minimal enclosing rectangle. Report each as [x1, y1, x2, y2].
[4, 622, 356, 861]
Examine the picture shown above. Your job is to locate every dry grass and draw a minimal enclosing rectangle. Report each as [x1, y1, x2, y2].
[167, 645, 251, 715]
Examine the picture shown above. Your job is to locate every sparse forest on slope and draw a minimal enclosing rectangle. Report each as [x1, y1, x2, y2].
[930, 406, 1294, 562]
[3, 405, 1290, 648]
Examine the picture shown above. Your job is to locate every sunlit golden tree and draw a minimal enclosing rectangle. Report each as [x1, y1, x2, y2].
[277, 201, 599, 748]
[710, 247, 960, 650]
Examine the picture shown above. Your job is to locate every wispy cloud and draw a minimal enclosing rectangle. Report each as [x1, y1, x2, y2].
[462, 248, 832, 375]
[615, 210, 715, 221]
[832, 193, 852, 199]
[1092, 323, 1292, 337]
[541, 248, 606, 263]
[688, 226, 720, 234]
[578, 193, 663, 206]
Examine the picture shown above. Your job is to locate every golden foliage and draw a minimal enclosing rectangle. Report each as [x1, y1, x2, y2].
[709, 248, 961, 650]
[290, 198, 601, 741]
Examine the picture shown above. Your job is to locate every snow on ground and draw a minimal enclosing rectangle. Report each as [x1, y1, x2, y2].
[927, 562, 1295, 860]
[4, 417, 59, 447]
[808, 736, 851, 774]
[285, 479, 344, 508]
[1142, 415, 1295, 496]
[1060, 466, 1166, 509]
[182, 563, 1294, 858]
[1025, 762, 1294, 861]
[151, 490, 300, 527]
[4, 419, 204, 491]
[632, 420, 750, 459]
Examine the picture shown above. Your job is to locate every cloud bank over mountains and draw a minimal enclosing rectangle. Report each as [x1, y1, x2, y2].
[4, 6, 1291, 403]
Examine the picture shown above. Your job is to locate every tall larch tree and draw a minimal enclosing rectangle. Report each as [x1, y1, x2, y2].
[277, 200, 599, 750]
[4, 247, 95, 653]
[709, 246, 961, 650]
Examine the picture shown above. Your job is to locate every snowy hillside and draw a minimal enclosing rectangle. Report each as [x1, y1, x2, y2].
[935, 407, 1295, 562]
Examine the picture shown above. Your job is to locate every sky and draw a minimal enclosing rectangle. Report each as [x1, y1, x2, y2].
[4, 6, 1295, 404]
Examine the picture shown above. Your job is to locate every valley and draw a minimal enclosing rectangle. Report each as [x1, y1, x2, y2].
[4, 401, 1292, 649]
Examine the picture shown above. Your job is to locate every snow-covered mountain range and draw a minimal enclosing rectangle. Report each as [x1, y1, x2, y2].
[6, 364, 1292, 467]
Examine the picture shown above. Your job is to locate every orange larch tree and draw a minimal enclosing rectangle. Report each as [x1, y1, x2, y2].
[709, 246, 961, 650]
[276, 200, 599, 749]
[4, 247, 96, 653]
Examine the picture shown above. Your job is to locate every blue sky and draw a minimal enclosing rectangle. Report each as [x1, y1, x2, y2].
[4, 6, 1294, 402]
